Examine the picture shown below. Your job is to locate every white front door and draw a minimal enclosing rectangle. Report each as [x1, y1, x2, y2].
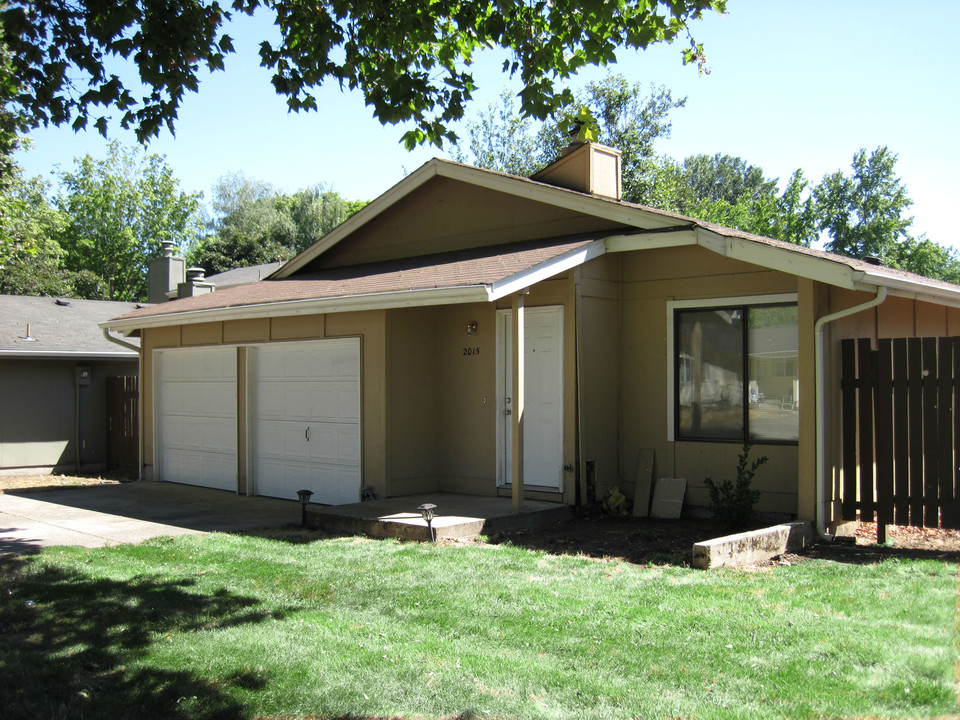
[251, 339, 361, 504]
[497, 306, 564, 490]
[155, 347, 238, 491]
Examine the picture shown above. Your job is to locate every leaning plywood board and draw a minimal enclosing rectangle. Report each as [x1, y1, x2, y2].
[632, 449, 656, 517]
[650, 477, 686, 519]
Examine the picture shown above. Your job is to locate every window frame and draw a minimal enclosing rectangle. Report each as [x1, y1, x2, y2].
[666, 293, 799, 445]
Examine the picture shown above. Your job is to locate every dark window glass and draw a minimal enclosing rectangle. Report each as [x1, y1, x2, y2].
[676, 303, 798, 443]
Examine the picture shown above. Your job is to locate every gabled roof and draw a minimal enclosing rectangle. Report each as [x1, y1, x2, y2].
[104, 156, 960, 334]
[1, 295, 142, 358]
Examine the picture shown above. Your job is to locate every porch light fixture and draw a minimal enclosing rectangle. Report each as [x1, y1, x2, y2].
[466, 321, 478, 336]
[418, 502, 438, 542]
[296, 489, 314, 527]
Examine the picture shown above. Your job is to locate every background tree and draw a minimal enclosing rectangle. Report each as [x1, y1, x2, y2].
[680, 153, 777, 207]
[814, 146, 913, 262]
[55, 141, 204, 301]
[187, 173, 368, 273]
[2, 0, 724, 148]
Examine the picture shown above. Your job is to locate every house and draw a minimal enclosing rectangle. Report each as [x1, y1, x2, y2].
[102, 141, 960, 535]
[1, 295, 142, 475]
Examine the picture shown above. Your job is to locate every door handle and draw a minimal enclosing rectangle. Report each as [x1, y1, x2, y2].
[305, 426, 311, 441]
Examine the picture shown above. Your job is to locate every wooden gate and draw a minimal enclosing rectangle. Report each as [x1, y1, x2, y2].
[840, 337, 960, 537]
[106, 376, 139, 477]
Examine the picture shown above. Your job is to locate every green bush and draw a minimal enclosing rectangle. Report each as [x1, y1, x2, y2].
[704, 444, 768, 529]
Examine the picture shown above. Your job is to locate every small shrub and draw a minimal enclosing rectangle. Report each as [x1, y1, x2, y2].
[704, 444, 769, 529]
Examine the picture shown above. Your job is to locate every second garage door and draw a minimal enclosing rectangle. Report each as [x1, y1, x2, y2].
[251, 339, 361, 504]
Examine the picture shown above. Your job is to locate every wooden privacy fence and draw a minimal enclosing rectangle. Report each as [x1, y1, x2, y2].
[841, 337, 960, 535]
[106, 376, 139, 477]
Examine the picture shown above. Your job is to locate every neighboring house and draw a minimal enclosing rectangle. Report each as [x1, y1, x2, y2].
[1, 295, 142, 475]
[147, 243, 283, 303]
[103, 141, 960, 534]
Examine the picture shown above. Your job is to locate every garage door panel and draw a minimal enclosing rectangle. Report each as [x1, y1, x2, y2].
[160, 382, 235, 418]
[256, 458, 359, 505]
[257, 420, 311, 461]
[161, 415, 235, 454]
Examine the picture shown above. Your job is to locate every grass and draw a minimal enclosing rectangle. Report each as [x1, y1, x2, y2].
[1, 529, 956, 720]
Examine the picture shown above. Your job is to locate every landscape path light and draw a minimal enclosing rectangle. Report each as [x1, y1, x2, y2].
[418, 502, 438, 542]
[297, 489, 314, 527]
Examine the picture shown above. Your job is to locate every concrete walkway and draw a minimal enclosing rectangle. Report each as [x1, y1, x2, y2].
[307, 493, 572, 540]
[0, 482, 302, 555]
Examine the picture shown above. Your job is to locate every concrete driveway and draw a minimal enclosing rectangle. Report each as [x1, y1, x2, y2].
[0, 482, 304, 555]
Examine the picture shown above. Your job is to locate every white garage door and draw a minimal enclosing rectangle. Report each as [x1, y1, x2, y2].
[156, 347, 237, 491]
[252, 339, 361, 504]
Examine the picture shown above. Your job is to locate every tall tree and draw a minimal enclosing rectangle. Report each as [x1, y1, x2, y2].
[1, 0, 725, 148]
[56, 141, 203, 301]
[814, 146, 913, 261]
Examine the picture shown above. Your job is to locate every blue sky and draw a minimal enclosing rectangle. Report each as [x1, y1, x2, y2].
[16, 1, 959, 247]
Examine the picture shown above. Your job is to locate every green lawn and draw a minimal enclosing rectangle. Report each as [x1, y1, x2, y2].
[1, 529, 956, 720]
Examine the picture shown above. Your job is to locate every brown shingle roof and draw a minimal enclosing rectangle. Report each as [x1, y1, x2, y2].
[110, 236, 596, 324]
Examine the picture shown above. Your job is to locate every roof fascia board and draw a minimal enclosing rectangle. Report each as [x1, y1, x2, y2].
[700, 228, 960, 306]
[273, 161, 442, 278]
[605, 229, 698, 252]
[435, 162, 678, 229]
[0, 350, 137, 359]
[102, 285, 489, 333]
[486, 239, 607, 301]
[695, 227, 860, 290]
[853, 272, 960, 308]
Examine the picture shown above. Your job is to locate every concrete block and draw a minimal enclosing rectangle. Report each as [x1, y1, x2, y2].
[692, 521, 814, 569]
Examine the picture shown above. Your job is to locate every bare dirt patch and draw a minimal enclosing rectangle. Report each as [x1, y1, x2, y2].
[0, 473, 130, 493]
[484, 511, 960, 567]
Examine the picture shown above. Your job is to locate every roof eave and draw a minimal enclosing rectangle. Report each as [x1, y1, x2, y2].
[486, 238, 607, 300]
[102, 285, 491, 334]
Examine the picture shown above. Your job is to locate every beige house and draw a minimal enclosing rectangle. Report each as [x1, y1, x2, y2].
[103, 143, 960, 534]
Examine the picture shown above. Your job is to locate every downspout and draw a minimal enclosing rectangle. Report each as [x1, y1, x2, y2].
[814, 285, 887, 539]
[103, 327, 140, 353]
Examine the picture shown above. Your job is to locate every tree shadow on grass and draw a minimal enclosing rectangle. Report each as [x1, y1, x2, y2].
[0, 554, 284, 720]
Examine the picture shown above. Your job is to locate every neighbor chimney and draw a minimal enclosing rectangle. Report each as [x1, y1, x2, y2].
[531, 141, 622, 200]
[147, 240, 186, 303]
[177, 267, 215, 298]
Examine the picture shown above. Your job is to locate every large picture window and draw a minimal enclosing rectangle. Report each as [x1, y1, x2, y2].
[675, 302, 798, 444]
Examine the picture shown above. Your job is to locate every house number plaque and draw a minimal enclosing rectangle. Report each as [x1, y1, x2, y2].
[462, 347, 480, 356]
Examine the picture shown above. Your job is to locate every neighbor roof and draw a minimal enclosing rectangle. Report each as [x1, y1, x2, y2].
[1, 295, 143, 358]
[205, 261, 284, 289]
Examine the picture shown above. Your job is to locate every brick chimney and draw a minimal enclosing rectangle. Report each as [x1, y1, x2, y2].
[531, 140, 622, 200]
[147, 240, 186, 303]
